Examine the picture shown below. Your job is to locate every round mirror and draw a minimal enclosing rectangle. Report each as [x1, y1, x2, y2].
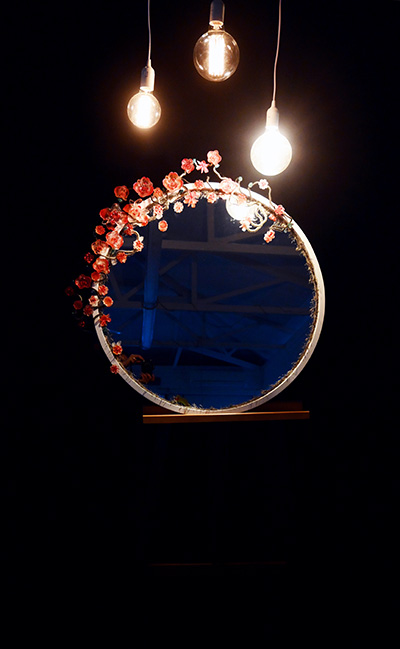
[88, 178, 324, 413]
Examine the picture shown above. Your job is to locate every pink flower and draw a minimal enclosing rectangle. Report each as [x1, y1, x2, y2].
[181, 158, 195, 174]
[259, 179, 269, 190]
[162, 172, 184, 193]
[133, 238, 144, 252]
[196, 160, 209, 174]
[274, 205, 285, 217]
[106, 230, 124, 250]
[184, 191, 201, 208]
[207, 192, 218, 204]
[264, 230, 275, 243]
[207, 150, 222, 166]
[153, 204, 164, 219]
[158, 220, 168, 232]
[194, 179, 205, 190]
[239, 217, 252, 231]
[220, 178, 239, 194]
[133, 177, 154, 198]
[173, 201, 184, 213]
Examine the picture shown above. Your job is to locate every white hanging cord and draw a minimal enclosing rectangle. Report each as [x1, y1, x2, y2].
[272, 0, 282, 105]
[147, 0, 152, 65]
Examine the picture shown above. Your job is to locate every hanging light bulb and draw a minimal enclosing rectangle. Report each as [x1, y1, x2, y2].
[250, 0, 292, 175]
[250, 101, 292, 175]
[226, 194, 256, 221]
[193, 1, 239, 82]
[127, 0, 161, 129]
[127, 64, 161, 129]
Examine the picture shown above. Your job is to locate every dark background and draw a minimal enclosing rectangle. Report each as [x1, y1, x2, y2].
[5, 0, 398, 604]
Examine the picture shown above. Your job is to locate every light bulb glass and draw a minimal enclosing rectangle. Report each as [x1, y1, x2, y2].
[250, 127, 292, 176]
[193, 28, 239, 82]
[127, 90, 161, 129]
[226, 196, 255, 221]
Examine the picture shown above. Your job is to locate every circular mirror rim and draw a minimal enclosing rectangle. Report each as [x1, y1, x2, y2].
[93, 182, 325, 413]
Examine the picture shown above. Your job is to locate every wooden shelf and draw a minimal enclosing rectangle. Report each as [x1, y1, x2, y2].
[142, 400, 309, 424]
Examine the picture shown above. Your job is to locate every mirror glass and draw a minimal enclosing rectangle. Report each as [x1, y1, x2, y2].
[96, 189, 324, 412]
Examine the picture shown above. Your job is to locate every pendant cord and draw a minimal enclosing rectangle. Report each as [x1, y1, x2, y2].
[272, 0, 282, 105]
[147, 0, 152, 65]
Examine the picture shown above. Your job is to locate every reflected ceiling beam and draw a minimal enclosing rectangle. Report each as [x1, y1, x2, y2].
[162, 239, 297, 256]
[141, 225, 163, 349]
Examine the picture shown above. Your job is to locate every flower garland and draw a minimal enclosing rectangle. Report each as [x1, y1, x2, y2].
[65, 150, 293, 375]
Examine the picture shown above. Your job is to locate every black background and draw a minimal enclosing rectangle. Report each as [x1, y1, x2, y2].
[5, 0, 399, 615]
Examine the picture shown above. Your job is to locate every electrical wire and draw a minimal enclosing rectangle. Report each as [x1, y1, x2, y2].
[147, 0, 152, 65]
[272, 0, 282, 104]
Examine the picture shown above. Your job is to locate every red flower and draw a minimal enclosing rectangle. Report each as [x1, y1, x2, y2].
[95, 225, 106, 235]
[133, 177, 154, 198]
[73, 300, 83, 310]
[97, 284, 108, 296]
[89, 295, 100, 307]
[106, 230, 124, 250]
[99, 314, 111, 327]
[91, 271, 101, 282]
[207, 150, 222, 166]
[112, 343, 123, 356]
[103, 296, 114, 307]
[91, 239, 110, 256]
[65, 286, 74, 296]
[75, 274, 92, 290]
[123, 203, 142, 219]
[99, 208, 111, 221]
[158, 220, 168, 232]
[152, 187, 164, 199]
[114, 185, 130, 201]
[110, 363, 119, 374]
[194, 179, 205, 190]
[83, 305, 93, 316]
[162, 172, 184, 193]
[93, 257, 110, 274]
[181, 158, 195, 174]
[117, 251, 127, 263]
[84, 252, 95, 264]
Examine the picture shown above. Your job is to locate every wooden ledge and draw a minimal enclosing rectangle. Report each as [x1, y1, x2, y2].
[142, 401, 309, 424]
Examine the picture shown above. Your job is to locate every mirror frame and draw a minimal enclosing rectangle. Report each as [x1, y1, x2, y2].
[91, 182, 325, 413]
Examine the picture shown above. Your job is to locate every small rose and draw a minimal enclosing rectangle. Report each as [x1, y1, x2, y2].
[73, 300, 83, 310]
[220, 178, 239, 194]
[181, 158, 195, 174]
[114, 185, 130, 201]
[75, 274, 92, 290]
[106, 230, 124, 250]
[207, 192, 218, 204]
[162, 172, 184, 193]
[95, 225, 106, 235]
[259, 179, 269, 190]
[133, 177, 154, 198]
[97, 285, 108, 296]
[103, 296, 114, 307]
[92, 257, 110, 274]
[158, 220, 168, 232]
